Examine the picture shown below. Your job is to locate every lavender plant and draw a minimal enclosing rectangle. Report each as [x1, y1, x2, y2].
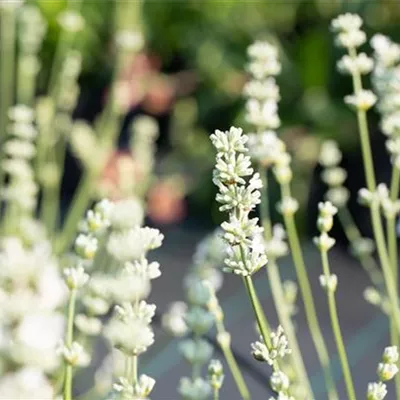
[1, 2, 400, 399]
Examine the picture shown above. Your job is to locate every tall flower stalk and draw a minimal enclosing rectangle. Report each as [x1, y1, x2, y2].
[318, 140, 384, 289]
[244, 40, 313, 399]
[314, 202, 356, 400]
[210, 126, 272, 349]
[333, 17, 400, 400]
[272, 149, 338, 399]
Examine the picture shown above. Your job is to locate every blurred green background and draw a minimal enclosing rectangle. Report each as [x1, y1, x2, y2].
[34, 0, 400, 229]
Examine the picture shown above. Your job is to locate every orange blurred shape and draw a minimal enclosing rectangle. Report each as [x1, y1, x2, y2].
[147, 180, 186, 225]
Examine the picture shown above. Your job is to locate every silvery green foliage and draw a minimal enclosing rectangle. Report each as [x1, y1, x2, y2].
[211, 126, 268, 276]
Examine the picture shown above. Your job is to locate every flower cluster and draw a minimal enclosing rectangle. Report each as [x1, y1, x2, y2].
[164, 229, 228, 398]
[331, 13, 366, 49]
[2, 105, 38, 218]
[314, 201, 338, 292]
[244, 40, 283, 167]
[251, 325, 291, 365]
[359, 183, 400, 218]
[332, 14, 377, 113]
[207, 359, 225, 393]
[102, 212, 162, 400]
[371, 34, 400, 139]
[211, 127, 268, 276]
[0, 238, 66, 398]
[367, 346, 399, 399]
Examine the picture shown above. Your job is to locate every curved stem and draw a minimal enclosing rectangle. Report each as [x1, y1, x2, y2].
[320, 251, 356, 400]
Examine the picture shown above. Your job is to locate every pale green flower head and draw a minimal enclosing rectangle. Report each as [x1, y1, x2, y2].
[207, 359, 224, 391]
[270, 370, 290, 393]
[179, 338, 213, 366]
[184, 307, 214, 336]
[367, 382, 387, 400]
[178, 377, 211, 400]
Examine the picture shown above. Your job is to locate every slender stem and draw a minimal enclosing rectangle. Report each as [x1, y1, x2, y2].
[388, 164, 400, 397]
[390, 164, 400, 201]
[258, 168, 313, 398]
[215, 320, 250, 400]
[370, 205, 400, 331]
[192, 362, 201, 380]
[389, 163, 400, 287]
[0, 7, 15, 134]
[349, 47, 376, 192]
[56, 171, 94, 254]
[320, 250, 356, 400]
[213, 388, 219, 400]
[337, 207, 384, 288]
[64, 289, 77, 400]
[267, 261, 314, 394]
[243, 275, 271, 348]
[0, 7, 16, 192]
[17, 55, 38, 106]
[281, 188, 337, 400]
[387, 216, 398, 288]
[132, 355, 138, 385]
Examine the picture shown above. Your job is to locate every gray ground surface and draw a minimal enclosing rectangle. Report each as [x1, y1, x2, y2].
[135, 225, 391, 400]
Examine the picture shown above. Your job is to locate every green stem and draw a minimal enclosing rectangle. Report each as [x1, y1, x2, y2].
[387, 216, 398, 288]
[349, 47, 376, 192]
[213, 388, 219, 400]
[389, 163, 400, 287]
[64, 289, 77, 400]
[132, 355, 138, 385]
[388, 164, 400, 398]
[0, 7, 15, 134]
[337, 207, 384, 288]
[281, 190, 337, 400]
[0, 7, 16, 191]
[370, 205, 400, 332]
[216, 320, 250, 400]
[243, 275, 271, 348]
[259, 168, 313, 398]
[17, 54, 38, 106]
[320, 250, 356, 400]
[192, 362, 201, 380]
[56, 171, 94, 254]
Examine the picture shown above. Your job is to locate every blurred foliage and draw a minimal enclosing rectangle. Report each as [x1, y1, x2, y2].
[31, 0, 400, 226]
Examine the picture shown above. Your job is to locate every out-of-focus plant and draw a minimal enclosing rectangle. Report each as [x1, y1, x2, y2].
[2, 1, 400, 399]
